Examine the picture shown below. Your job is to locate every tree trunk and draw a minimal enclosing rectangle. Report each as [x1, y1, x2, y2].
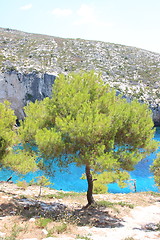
[85, 164, 95, 206]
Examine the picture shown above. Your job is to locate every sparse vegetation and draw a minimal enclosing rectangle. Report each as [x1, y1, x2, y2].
[42, 191, 82, 199]
[76, 234, 92, 240]
[96, 200, 134, 209]
[0, 184, 160, 240]
[54, 222, 68, 234]
[2, 223, 24, 240]
[16, 180, 28, 189]
[0, 27, 160, 108]
[35, 218, 52, 228]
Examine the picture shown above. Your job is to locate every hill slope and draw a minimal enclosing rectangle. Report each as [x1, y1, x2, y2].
[0, 27, 160, 124]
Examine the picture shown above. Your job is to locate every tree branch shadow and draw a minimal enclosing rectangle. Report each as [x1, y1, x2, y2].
[0, 197, 124, 228]
[68, 205, 124, 228]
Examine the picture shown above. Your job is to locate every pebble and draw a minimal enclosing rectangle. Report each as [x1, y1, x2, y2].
[145, 222, 159, 231]
[42, 229, 48, 235]
[29, 218, 36, 222]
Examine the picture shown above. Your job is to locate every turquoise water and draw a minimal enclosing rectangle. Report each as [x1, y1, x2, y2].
[0, 128, 160, 193]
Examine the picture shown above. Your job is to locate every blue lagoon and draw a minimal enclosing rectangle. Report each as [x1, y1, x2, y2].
[0, 128, 160, 193]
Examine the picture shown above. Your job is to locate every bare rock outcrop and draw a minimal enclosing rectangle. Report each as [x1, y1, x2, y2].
[0, 71, 56, 119]
[0, 70, 160, 126]
[152, 106, 160, 127]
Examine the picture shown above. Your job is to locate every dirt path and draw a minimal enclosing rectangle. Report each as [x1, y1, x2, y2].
[80, 203, 160, 240]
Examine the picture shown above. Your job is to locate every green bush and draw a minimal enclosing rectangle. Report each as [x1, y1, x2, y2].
[54, 222, 67, 234]
[35, 218, 52, 228]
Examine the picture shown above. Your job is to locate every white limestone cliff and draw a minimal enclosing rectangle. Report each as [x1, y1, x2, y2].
[0, 70, 159, 126]
[0, 71, 56, 119]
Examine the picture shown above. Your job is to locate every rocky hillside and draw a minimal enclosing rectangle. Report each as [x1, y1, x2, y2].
[0, 27, 160, 124]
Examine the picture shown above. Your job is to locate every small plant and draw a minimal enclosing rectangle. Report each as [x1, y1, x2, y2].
[96, 200, 114, 207]
[55, 191, 81, 199]
[16, 180, 28, 189]
[31, 176, 51, 197]
[76, 234, 92, 240]
[97, 200, 134, 210]
[54, 222, 67, 234]
[46, 222, 68, 237]
[147, 191, 160, 197]
[35, 218, 52, 228]
[4, 223, 23, 240]
[46, 228, 55, 238]
[42, 191, 81, 199]
[118, 201, 134, 209]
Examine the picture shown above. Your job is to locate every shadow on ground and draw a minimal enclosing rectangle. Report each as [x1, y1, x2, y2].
[0, 196, 124, 228]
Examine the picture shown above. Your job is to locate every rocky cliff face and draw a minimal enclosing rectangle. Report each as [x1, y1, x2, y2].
[152, 106, 160, 127]
[0, 70, 159, 126]
[0, 71, 55, 119]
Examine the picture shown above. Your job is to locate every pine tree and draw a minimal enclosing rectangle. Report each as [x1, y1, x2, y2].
[19, 71, 158, 205]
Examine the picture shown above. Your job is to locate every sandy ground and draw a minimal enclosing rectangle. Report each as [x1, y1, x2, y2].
[0, 182, 160, 240]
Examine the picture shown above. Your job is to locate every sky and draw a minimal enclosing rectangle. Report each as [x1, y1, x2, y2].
[0, 0, 160, 53]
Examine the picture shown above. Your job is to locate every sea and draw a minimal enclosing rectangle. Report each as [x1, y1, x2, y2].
[0, 127, 160, 193]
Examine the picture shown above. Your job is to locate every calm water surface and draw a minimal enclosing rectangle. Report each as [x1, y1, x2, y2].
[0, 127, 160, 193]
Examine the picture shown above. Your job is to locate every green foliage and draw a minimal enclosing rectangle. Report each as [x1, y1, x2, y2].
[35, 217, 52, 228]
[3, 223, 23, 240]
[35, 176, 51, 187]
[0, 101, 16, 162]
[19, 71, 158, 192]
[0, 101, 37, 174]
[29, 176, 51, 197]
[54, 222, 67, 234]
[3, 149, 38, 174]
[41, 191, 82, 199]
[151, 153, 160, 186]
[147, 191, 160, 197]
[96, 200, 115, 208]
[117, 201, 134, 209]
[19, 97, 51, 145]
[42, 222, 68, 237]
[16, 180, 28, 189]
[82, 170, 130, 194]
[54, 191, 80, 199]
[97, 200, 134, 209]
[93, 181, 108, 194]
[76, 234, 92, 240]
